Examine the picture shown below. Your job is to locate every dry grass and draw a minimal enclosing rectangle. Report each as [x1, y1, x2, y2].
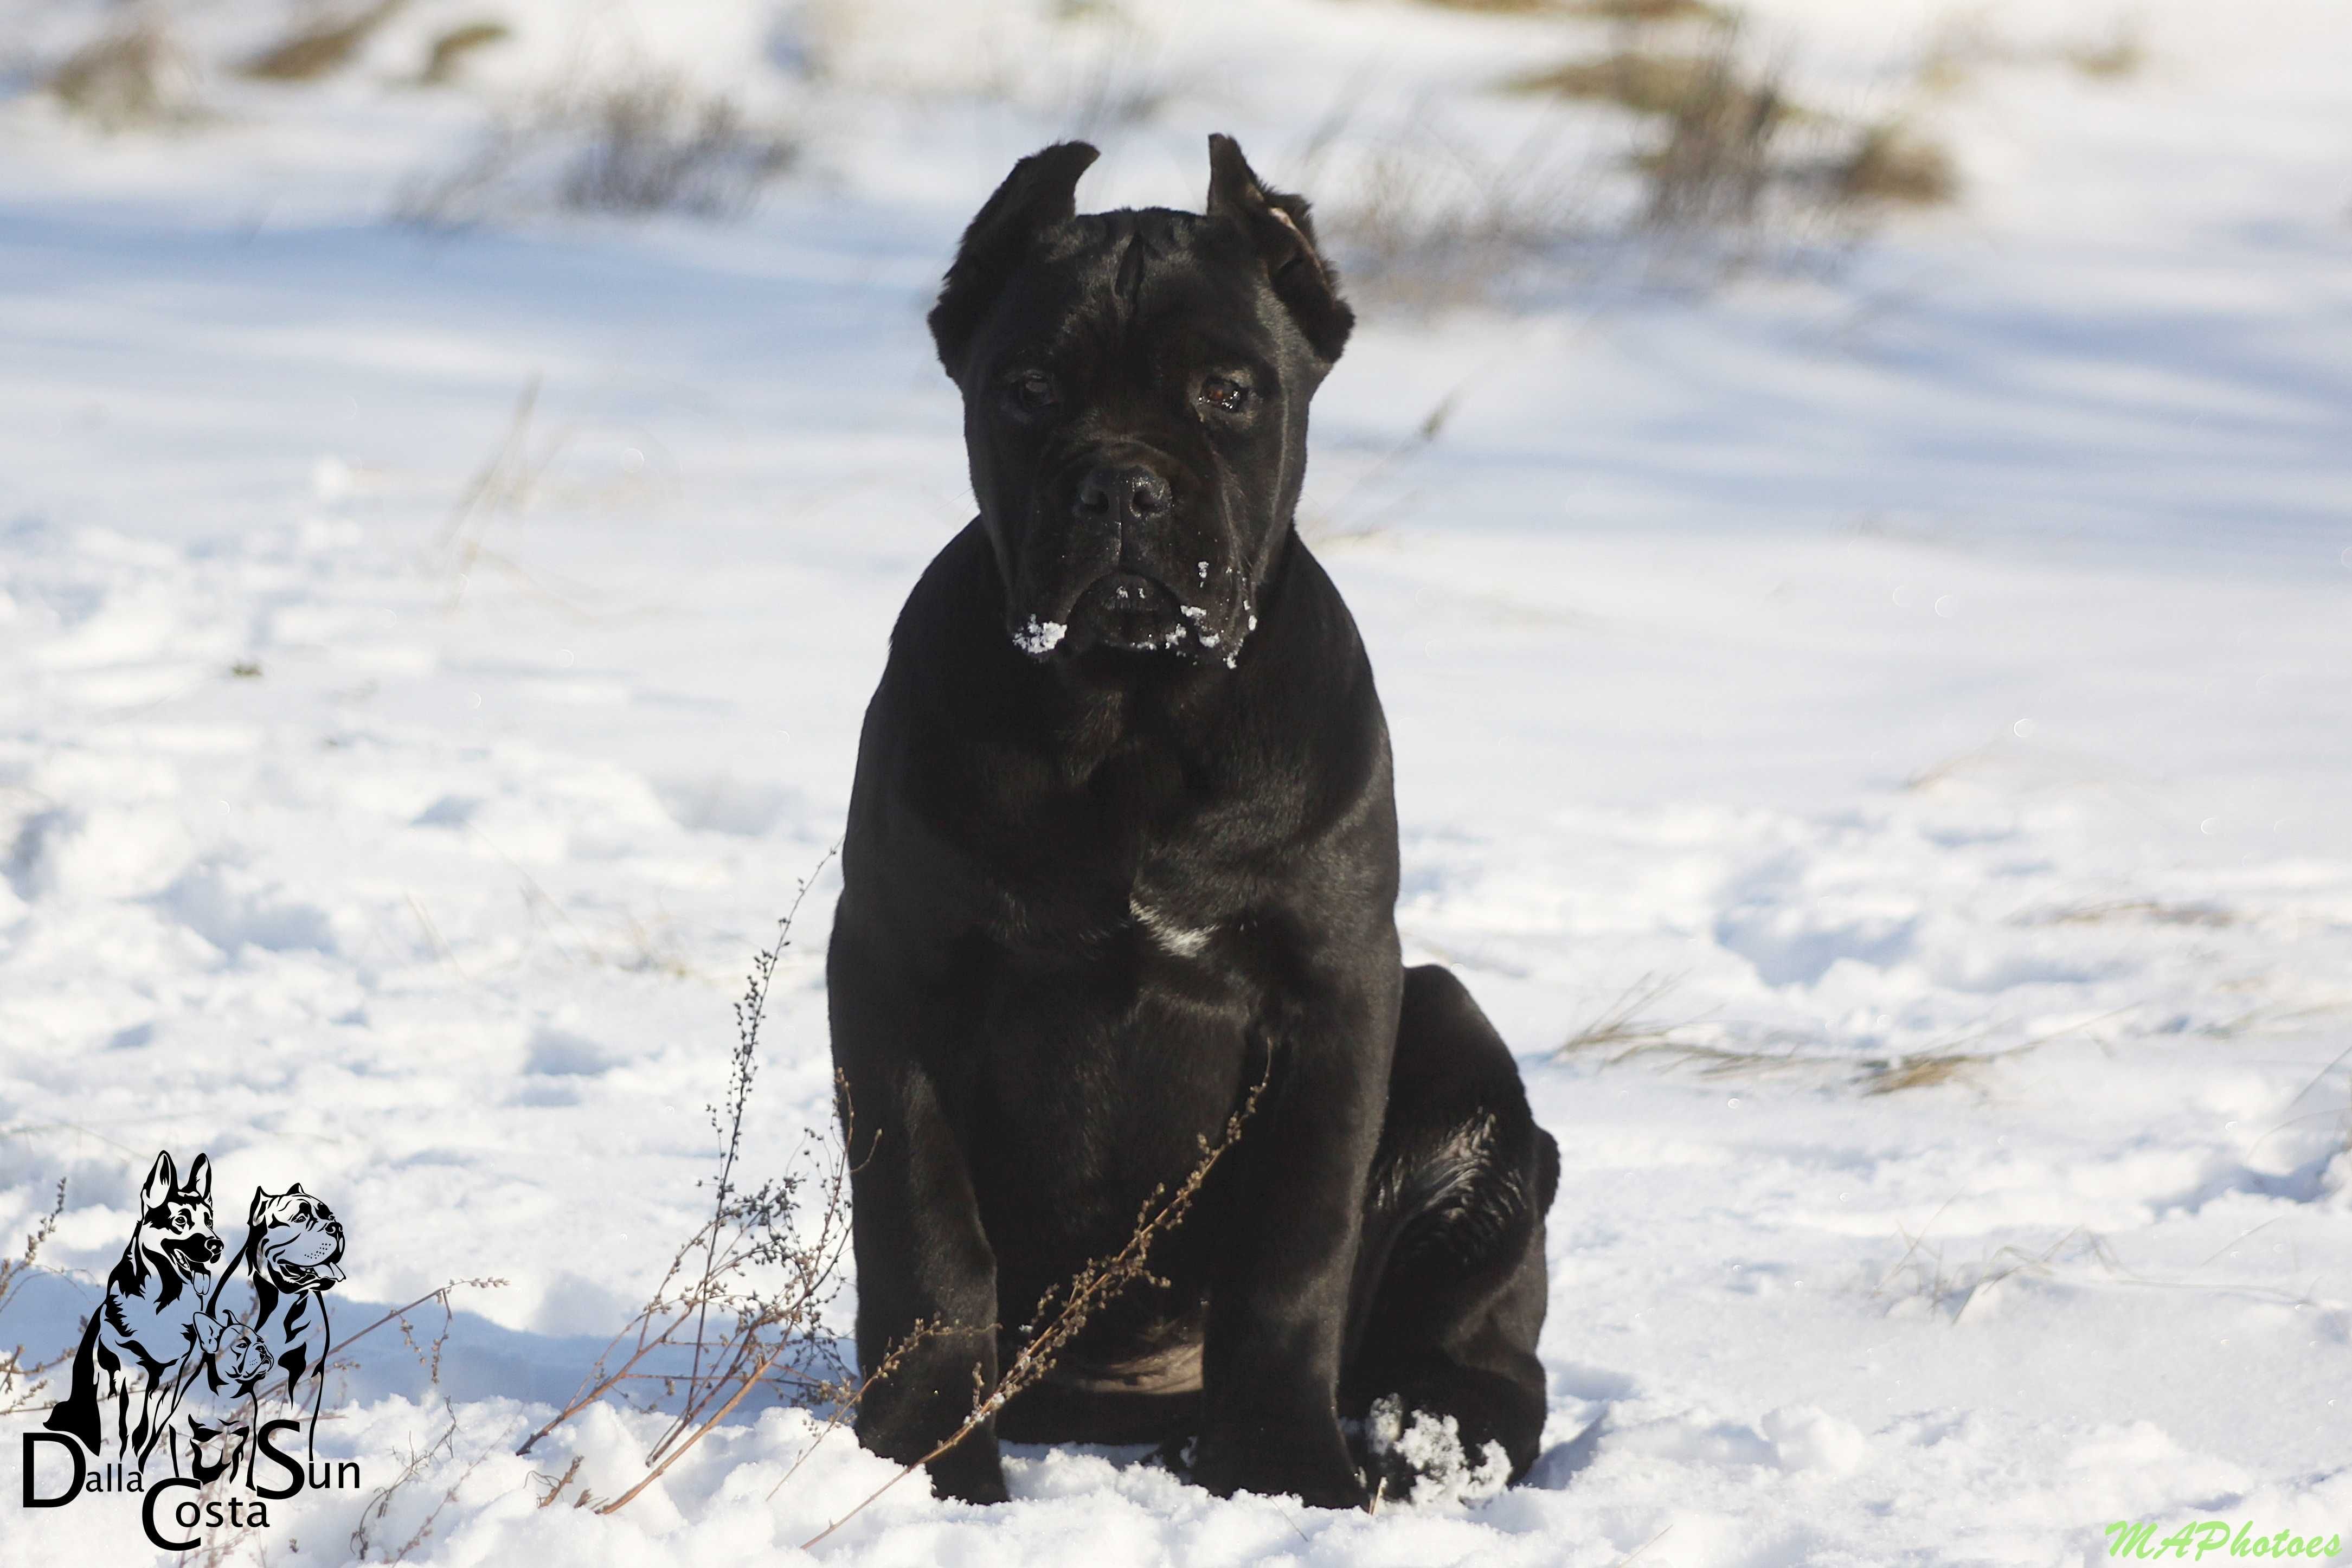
[1556, 972, 1705, 1057]
[558, 78, 795, 215]
[1918, 14, 2148, 95]
[1508, 47, 1783, 121]
[1873, 1225, 2115, 1323]
[1566, 0, 1732, 21]
[0, 1177, 70, 1416]
[1499, 17, 1955, 271]
[2036, 898, 2235, 929]
[2065, 25, 2146, 81]
[397, 72, 797, 226]
[512, 863, 862, 1516]
[45, 14, 204, 132]
[242, 0, 408, 83]
[1856, 1051, 1995, 1095]
[420, 21, 512, 87]
[1835, 123, 1960, 205]
[1633, 41, 1795, 232]
[1560, 994, 2132, 1096]
[1408, 0, 1567, 13]
[1303, 101, 1605, 310]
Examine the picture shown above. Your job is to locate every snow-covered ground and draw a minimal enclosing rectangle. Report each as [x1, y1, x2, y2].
[3, 1, 2349, 1563]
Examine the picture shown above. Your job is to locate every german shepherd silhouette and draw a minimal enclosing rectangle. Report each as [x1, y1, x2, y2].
[44, 1151, 222, 1464]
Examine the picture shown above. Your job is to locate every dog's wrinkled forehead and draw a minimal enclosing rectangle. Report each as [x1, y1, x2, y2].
[930, 135, 1353, 383]
[1001, 210, 1281, 362]
[253, 1185, 333, 1228]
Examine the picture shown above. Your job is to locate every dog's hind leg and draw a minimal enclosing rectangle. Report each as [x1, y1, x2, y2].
[1342, 964, 1558, 1500]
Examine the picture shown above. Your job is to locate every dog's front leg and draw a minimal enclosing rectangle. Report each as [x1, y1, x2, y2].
[831, 929, 1007, 1505]
[1193, 965, 1400, 1511]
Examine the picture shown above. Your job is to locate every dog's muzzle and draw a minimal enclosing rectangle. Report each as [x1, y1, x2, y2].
[1010, 447, 1249, 665]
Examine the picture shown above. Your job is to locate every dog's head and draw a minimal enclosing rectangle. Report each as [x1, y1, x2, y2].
[134, 1151, 222, 1278]
[243, 1183, 345, 1294]
[930, 134, 1354, 668]
[193, 1309, 269, 1387]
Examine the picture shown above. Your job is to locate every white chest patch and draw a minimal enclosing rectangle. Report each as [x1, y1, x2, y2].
[1129, 897, 1212, 957]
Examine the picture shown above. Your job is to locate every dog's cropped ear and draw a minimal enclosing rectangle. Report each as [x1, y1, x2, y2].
[141, 1151, 177, 1213]
[248, 1186, 273, 1223]
[286, 1182, 306, 1197]
[1205, 133, 1354, 365]
[186, 1152, 211, 1204]
[930, 140, 1101, 378]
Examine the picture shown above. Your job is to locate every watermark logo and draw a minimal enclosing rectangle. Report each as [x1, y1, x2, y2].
[17, 1149, 361, 1550]
[2106, 1520, 2345, 1560]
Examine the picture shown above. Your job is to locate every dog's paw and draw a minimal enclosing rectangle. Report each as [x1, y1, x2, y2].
[924, 1442, 1011, 1506]
[1192, 1430, 1369, 1511]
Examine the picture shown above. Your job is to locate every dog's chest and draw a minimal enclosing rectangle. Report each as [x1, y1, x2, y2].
[103, 1255, 205, 1352]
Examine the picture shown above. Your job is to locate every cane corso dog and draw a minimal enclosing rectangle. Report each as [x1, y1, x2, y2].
[46, 1150, 222, 1464]
[830, 134, 1558, 1509]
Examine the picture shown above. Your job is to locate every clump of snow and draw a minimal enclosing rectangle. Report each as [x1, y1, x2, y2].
[1363, 1393, 1512, 1506]
[1761, 1404, 1869, 1477]
[1012, 615, 1066, 655]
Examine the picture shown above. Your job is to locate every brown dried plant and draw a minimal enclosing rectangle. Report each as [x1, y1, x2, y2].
[512, 852, 864, 1516]
[0, 1177, 70, 1416]
[800, 1064, 1269, 1548]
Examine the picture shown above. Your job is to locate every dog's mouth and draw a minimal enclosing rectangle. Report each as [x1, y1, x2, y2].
[1071, 571, 1186, 653]
[1030, 569, 1243, 666]
[273, 1259, 343, 1291]
[168, 1233, 223, 1268]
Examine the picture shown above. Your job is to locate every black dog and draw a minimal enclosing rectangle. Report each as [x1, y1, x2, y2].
[830, 134, 1558, 1510]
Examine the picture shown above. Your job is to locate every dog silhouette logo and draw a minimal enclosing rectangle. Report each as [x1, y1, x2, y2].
[23, 1151, 358, 1546]
[42, 1151, 224, 1467]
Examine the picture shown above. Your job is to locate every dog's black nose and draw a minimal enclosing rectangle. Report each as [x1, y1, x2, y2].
[1075, 465, 1172, 529]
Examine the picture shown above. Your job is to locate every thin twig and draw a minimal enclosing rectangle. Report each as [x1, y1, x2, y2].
[801, 1065, 1270, 1550]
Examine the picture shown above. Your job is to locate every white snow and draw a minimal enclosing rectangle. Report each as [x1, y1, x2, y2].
[1013, 615, 1069, 656]
[2, 0, 2349, 1564]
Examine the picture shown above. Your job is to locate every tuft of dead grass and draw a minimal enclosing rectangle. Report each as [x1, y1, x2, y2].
[1918, 14, 2147, 94]
[1634, 40, 1795, 232]
[511, 858, 862, 1515]
[2064, 26, 2145, 81]
[2036, 898, 2234, 929]
[1566, 0, 1732, 21]
[44, 14, 205, 132]
[1873, 1225, 2115, 1323]
[1856, 1051, 1993, 1095]
[1506, 47, 1777, 120]
[420, 21, 512, 87]
[241, 0, 408, 83]
[397, 71, 797, 226]
[1561, 997, 2133, 1095]
[1500, 17, 1955, 267]
[1312, 124, 1600, 310]
[1407, 0, 1567, 13]
[1556, 972, 1705, 1057]
[1835, 123, 1960, 206]
[0, 1177, 70, 1416]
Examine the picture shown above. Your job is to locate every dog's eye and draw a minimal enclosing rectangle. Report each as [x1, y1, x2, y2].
[1003, 369, 1058, 416]
[1199, 375, 1251, 415]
